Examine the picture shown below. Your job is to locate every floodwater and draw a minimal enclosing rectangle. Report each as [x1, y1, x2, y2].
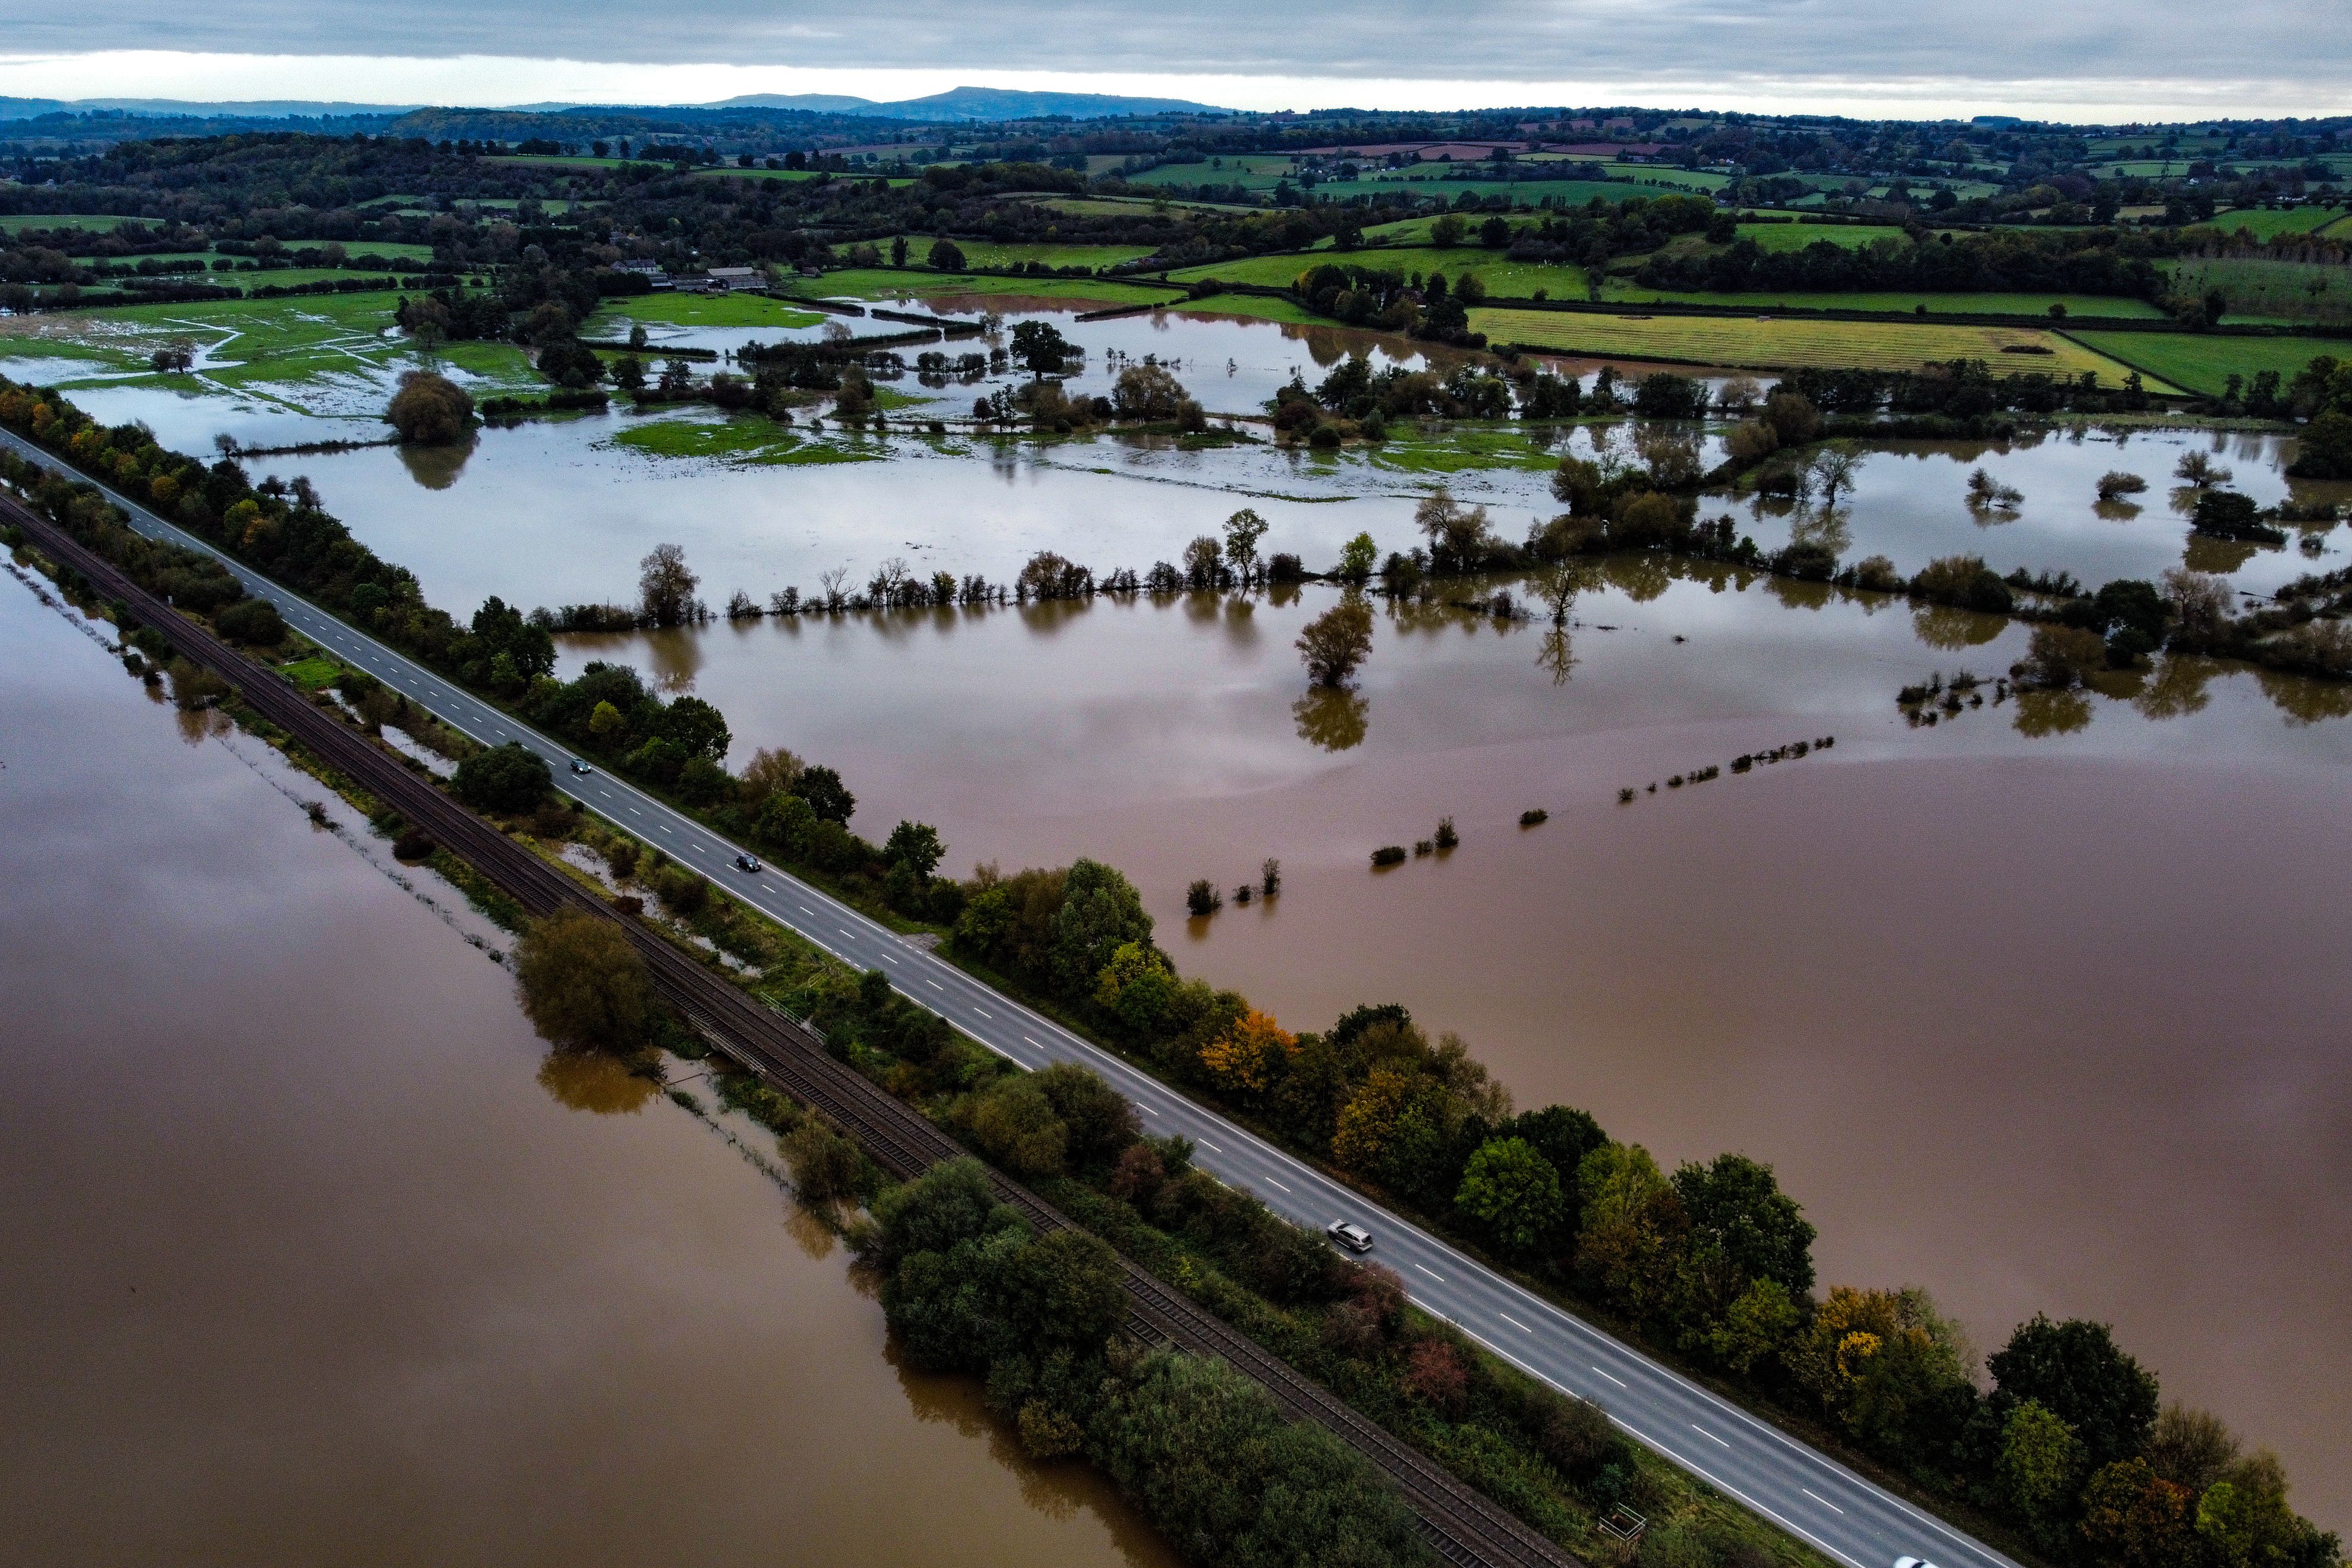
[0, 572, 1174, 1567]
[561, 576, 2352, 1532]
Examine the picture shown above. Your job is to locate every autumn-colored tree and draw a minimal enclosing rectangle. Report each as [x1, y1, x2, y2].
[2079, 1459, 2196, 1568]
[1332, 1066, 1418, 1173]
[514, 906, 654, 1050]
[1199, 1008, 1297, 1094]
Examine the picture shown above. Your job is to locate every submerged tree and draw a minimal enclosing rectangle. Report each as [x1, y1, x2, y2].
[386, 370, 475, 444]
[515, 906, 654, 1051]
[638, 542, 699, 627]
[1297, 597, 1374, 687]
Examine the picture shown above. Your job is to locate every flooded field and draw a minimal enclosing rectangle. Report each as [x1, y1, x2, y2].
[559, 577, 2352, 1531]
[0, 574, 1172, 1568]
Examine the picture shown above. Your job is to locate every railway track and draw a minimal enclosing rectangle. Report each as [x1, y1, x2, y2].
[8, 493, 1581, 1568]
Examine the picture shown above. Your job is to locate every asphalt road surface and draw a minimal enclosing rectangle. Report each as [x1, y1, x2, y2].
[7, 426, 2020, 1568]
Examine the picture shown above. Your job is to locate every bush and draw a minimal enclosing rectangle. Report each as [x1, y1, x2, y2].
[214, 596, 284, 645]
[453, 741, 551, 813]
[1912, 554, 2014, 614]
[1186, 878, 1222, 917]
[1519, 809, 1548, 826]
[385, 370, 475, 444]
[1370, 845, 1407, 867]
[513, 906, 654, 1050]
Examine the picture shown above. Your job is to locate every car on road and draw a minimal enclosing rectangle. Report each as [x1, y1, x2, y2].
[568, 758, 594, 775]
[1896, 1556, 1941, 1568]
[1326, 1220, 1374, 1253]
[733, 853, 763, 873]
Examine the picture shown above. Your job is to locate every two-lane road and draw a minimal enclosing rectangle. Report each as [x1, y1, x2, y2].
[7, 426, 2019, 1568]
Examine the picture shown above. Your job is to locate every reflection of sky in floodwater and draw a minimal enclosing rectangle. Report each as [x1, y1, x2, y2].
[553, 573, 2352, 1531]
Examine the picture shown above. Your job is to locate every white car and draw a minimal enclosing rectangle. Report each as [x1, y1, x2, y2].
[1326, 1220, 1374, 1254]
[1896, 1555, 1942, 1568]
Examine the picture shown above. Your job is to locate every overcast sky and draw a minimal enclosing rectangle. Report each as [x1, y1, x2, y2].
[3, 0, 2346, 122]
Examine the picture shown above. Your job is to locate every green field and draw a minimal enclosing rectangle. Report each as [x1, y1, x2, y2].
[788, 269, 1180, 308]
[585, 293, 825, 332]
[1035, 195, 1263, 217]
[0, 213, 147, 235]
[2163, 257, 2352, 326]
[1470, 307, 2181, 387]
[887, 238, 1160, 270]
[2199, 207, 2346, 241]
[1125, 155, 1298, 192]
[701, 167, 919, 187]
[1169, 245, 1588, 298]
[1730, 222, 1909, 253]
[2067, 332, 2341, 397]
[1351, 176, 1664, 207]
[1596, 279, 2169, 318]
[1173, 294, 1329, 326]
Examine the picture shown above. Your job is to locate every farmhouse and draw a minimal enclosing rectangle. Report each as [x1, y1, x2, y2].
[702, 266, 766, 293]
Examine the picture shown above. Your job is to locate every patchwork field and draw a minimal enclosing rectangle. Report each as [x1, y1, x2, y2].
[2071, 331, 2342, 397]
[1470, 307, 2183, 387]
[888, 238, 1161, 270]
[1596, 280, 2170, 318]
[1729, 222, 1909, 253]
[2163, 257, 2352, 326]
[2200, 207, 2347, 240]
[1168, 245, 1587, 298]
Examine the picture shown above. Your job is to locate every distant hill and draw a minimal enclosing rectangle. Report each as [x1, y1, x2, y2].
[0, 86, 1228, 128]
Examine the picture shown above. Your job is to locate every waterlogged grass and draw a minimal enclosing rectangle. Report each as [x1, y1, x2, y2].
[2073, 332, 2342, 397]
[1366, 427, 1571, 476]
[584, 293, 825, 332]
[1471, 307, 2177, 386]
[608, 414, 879, 466]
[1175, 294, 1329, 326]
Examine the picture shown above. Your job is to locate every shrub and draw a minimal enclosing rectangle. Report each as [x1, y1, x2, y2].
[782, 1118, 866, 1201]
[214, 596, 284, 645]
[1519, 809, 1548, 826]
[453, 742, 551, 813]
[2096, 471, 2149, 500]
[1852, 554, 1903, 593]
[1370, 845, 1407, 867]
[1185, 878, 1221, 917]
[1912, 554, 2014, 614]
[1433, 816, 1458, 850]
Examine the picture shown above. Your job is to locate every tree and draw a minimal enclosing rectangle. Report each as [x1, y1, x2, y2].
[637, 542, 699, 627]
[385, 370, 474, 444]
[453, 741, 551, 813]
[890, 235, 909, 266]
[1988, 1315, 2160, 1472]
[1111, 362, 1191, 419]
[1010, 320, 1073, 377]
[1199, 1009, 1297, 1094]
[926, 238, 965, 271]
[1048, 859, 1153, 996]
[214, 597, 285, 645]
[2143, 1402, 2240, 1492]
[1222, 507, 1269, 584]
[967, 1076, 1070, 1178]
[513, 906, 654, 1050]
[1808, 444, 1862, 507]
[1671, 1152, 1817, 1296]
[1297, 598, 1374, 687]
[2079, 1459, 2197, 1568]
[1997, 1399, 2088, 1542]
[1455, 1137, 1565, 1255]
[790, 764, 856, 825]
[1030, 1062, 1140, 1169]
[884, 820, 945, 879]
[1336, 532, 1378, 582]
[1001, 1228, 1128, 1348]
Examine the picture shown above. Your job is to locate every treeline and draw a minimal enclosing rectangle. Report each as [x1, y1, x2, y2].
[1636, 228, 2170, 298]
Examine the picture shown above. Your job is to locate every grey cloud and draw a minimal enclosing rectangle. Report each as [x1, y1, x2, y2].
[12, 0, 2350, 102]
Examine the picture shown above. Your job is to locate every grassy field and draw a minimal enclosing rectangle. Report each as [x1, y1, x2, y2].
[2067, 332, 2341, 397]
[1731, 222, 1909, 253]
[1169, 245, 1588, 298]
[1125, 155, 1298, 192]
[2163, 257, 2352, 326]
[1174, 294, 1330, 326]
[1035, 195, 1263, 217]
[1470, 307, 2181, 387]
[584, 294, 825, 332]
[0, 213, 148, 235]
[701, 167, 920, 187]
[788, 269, 1180, 307]
[2200, 207, 2347, 240]
[1351, 176, 1665, 207]
[887, 238, 1161, 270]
[1596, 279, 2169, 318]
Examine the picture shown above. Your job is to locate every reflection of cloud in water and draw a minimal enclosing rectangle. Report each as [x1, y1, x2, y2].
[1292, 686, 1368, 751]
[536, 1048, 658, 1115]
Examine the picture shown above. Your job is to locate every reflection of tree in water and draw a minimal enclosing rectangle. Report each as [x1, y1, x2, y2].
[1537, 626, 1577, 686]
[1912, 602, 2007, 649]
[536, 1048, 658, 1114]
[2093, 498, 2144, 522]
[641, 626, 704, 693]
[2012, 687, 2094, 737]
[1791, 506, 1852, 558]
[1601, 554, 1669, 603]
[2183, 534, 2263, 576]
[2135, 657, 2217, 720]
[2257, 665, 2352, 726]
[1764, 573, 1832, 611]
[1292, 686, 1368, 751]
[393, 429, 478, 491]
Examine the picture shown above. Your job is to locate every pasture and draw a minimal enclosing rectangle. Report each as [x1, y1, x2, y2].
[1469, 307, 2180, 387]
[2072, 332, 2341, 397]
[889, 238, 1161, 270]
[2198, 207, 2345, 241]
[787, 269, 1180, 308]
[2163, 257, 2352, 325]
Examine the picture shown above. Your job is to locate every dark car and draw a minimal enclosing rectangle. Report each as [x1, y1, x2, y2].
[733, 853, 762, 873]
[1325, 1220, 1374, 1254]
[567, 758, 594, 775]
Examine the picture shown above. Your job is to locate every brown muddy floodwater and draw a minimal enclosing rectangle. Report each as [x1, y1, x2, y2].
[0, 574, 1172, 1567]
[565, 573, 2352, 1531]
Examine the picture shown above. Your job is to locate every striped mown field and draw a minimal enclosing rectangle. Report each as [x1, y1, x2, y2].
[1470, 307, 2185, 390]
